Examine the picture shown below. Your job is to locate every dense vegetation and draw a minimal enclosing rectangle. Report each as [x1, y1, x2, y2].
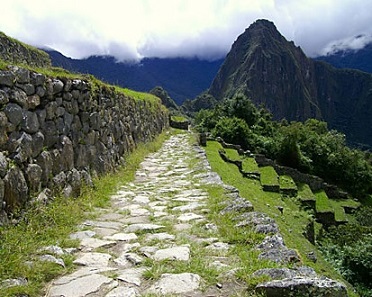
[194, 93, 372, 296]
[194, 93, 372, 200]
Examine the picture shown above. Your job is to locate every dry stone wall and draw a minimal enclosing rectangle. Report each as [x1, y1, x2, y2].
[0, 65, 169, 222]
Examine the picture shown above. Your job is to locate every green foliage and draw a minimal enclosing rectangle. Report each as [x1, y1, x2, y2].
[318, 206, 372, 296]
[213, 116, 253, 149]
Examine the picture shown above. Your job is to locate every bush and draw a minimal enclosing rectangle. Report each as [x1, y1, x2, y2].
[212, 117, 252, 149]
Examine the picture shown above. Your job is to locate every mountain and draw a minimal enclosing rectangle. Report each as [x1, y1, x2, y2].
[207, 19, 372, 148]
[316, 42, 372, 73]
[45, 49, 223, 105]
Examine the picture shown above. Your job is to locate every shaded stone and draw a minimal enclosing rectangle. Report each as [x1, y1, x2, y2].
[3, 166, 28, 211]
[25, 164, 42, 193]
[1, 277, 27, 289]
[146, 273, 201, 295]
[4, 103, 23, 126]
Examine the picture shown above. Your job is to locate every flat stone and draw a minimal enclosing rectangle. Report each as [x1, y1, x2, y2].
[178, 212, 204, 222]
[105, 287, 137, 297]
[115, 242, 141, 254]
[117, 267, 146, 286]
[125, 223, 164, 233]
[153, 211, 168, 218]
[73, 252, 111, 267]
[153, 246, 190, 261]
[173, 223, 192, 231]
[206, 242, 230, 251]
[146, 273, 201, 295]
[80, 238, 116, 250]
[104, 233, 138, 242]
[83, 220, 123, 230]
[173, 202, 202, 212]
[120, 216, 150, 224]
[146, 232, 175, 241]
[99, 213, 126, 221]
[133, 195, 150, 204]
[93, 227, 118, 237]
[70, 230, 96, 240]
[130, 208, 150, 217]
[53, 267, 117, 285]
[47, 273, 115, 297]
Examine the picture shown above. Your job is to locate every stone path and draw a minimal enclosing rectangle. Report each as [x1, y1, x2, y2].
[45, 132, 246, 297]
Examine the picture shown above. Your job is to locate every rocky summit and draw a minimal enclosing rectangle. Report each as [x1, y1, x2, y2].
[208, 19, 372, 147]
[37, 132, 346, 297]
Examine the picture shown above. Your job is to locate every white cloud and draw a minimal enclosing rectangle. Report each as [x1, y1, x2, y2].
[1, 0, 371, 60]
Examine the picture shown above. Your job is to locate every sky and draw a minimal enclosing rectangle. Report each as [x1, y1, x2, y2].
[1, 0, 372, 61]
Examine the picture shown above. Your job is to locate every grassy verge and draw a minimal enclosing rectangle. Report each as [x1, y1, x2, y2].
[258, 166, 279, 187]
[0, 129, 171, 297]
[204, 140, 357, 296]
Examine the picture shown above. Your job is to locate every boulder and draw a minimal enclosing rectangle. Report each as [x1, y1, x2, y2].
[3, 166, 28, 211]
[256, 277, 347, 297]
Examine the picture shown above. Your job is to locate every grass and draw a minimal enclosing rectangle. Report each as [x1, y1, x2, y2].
[242, 158, 259, 172]
[171, 115, 188, 122]
[224, 148, 241, 161]
[0, 130, 171, 297]
[279, 175, 297, 191]
[258, 166, 279, 187]
[315, 190, 333, 213]
[204, 140, 358, 296]
[297, 183, 316, 202]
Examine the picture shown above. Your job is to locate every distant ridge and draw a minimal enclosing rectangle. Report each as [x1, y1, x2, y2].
[45, 49, 223, 105]
[316, 42, 372, 73]
[207, 19, 372, 147]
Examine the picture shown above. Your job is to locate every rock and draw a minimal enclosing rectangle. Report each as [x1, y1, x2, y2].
[70, 230, 96, 240]
[236, 212, 279, 234]
[105, 287, 137, 297]
[257, 234, 300, 264]
[206, 242, 230, 251]
[145, 232, 175, 241]
[0, 152, 8, 178]
[153, 246, 190, 261]
[0, 71, 15, 87]
[80, 238, 116, 250]
[104, 233, 138, 242]
[40, 245, 65, 256]
[25, 164, 42, 193]
[146, 273, 201, 295]
[253, 266, 317, 280]
[1, 277, 27, 289]
[73, 252, 112, 267]
[125, 223, 164, 233]
[178, 212, 204, 222]
[222, 196, 254, 214]
[39, 254, 65, 267]
[125, 253, 143, 265]
[47, 273, 115, 297]
[256, 277, 348, 297]
[4, 103, 23, 126]
[3, 166, 28, 211]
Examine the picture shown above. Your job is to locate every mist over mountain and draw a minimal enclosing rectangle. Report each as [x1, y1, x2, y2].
[207, 19, 372, 147]
[45, 49, 223, 105]
[316, 42, 372, 73]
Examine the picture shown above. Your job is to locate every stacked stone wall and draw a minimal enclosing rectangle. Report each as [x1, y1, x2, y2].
[0, 66, 169, 222]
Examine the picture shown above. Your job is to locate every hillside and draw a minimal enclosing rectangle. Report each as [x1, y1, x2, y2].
[45, 49, 223, 105]
[208, 20, 372, 148]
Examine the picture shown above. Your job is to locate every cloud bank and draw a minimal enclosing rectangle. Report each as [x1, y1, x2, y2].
[1, 0, 371, 61]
